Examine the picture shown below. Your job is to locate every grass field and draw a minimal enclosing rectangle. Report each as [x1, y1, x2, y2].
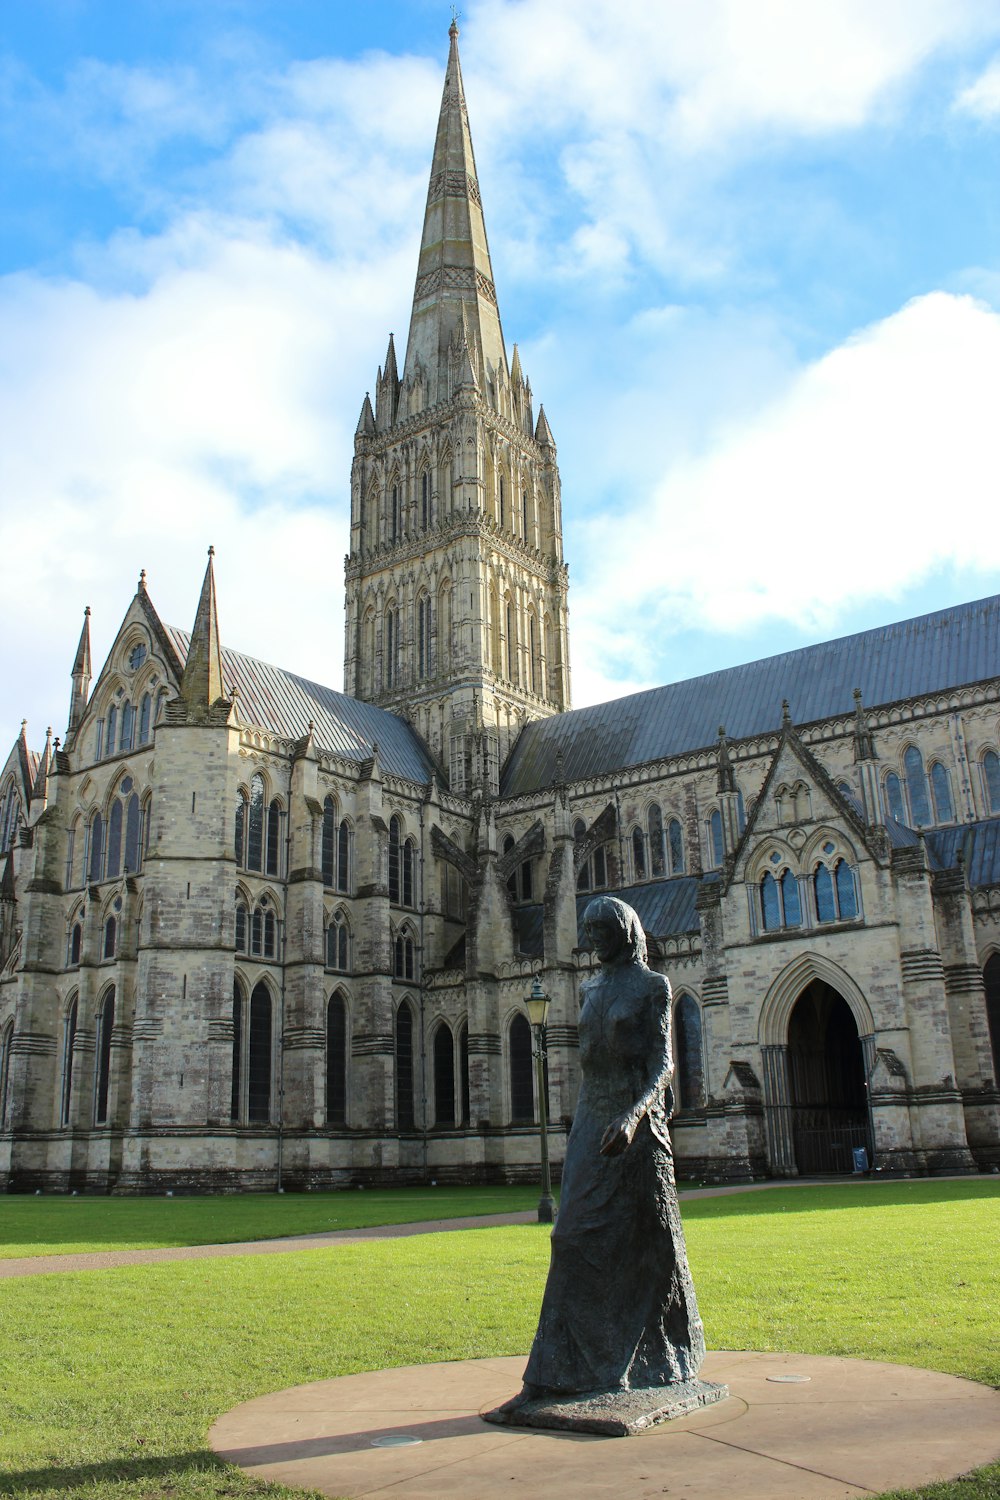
[0, 1179, 997, 1500]
[0, 1184, 546, 1258]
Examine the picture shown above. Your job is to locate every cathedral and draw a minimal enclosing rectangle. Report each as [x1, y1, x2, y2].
[1, 26, 999, 1192]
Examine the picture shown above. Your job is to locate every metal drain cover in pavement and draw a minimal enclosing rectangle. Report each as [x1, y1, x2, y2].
[371, 1434, 423, 1448]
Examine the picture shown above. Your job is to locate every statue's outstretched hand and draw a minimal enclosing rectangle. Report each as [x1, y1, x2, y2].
[600, 1112, 638, 1156]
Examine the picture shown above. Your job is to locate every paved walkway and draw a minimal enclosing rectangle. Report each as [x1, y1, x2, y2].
[3, 1174, 995, 1278]
[211, 1350, 1000, 1500]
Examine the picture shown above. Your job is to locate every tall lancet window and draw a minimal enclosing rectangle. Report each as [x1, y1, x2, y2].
[418, 594, 432, 679]
[421, 471, 430, 529]
[385, 606, 398, 690]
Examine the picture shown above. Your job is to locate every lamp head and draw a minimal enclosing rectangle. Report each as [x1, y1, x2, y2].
[524, 973, 550, 1028]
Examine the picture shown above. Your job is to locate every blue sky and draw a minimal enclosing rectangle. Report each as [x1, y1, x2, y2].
[2, 0, 1000, 755]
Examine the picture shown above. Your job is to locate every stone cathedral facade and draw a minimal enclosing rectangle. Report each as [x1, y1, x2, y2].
[1, 26, 999, 1192]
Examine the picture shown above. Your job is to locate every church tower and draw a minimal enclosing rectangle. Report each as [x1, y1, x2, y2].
[344, 21, 570, 792]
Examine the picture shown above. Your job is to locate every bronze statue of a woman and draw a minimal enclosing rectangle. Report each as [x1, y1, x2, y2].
[485, 896, 726, 1434]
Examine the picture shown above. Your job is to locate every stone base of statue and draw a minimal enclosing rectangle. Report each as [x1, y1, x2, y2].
[482, 1377, 729, 1437]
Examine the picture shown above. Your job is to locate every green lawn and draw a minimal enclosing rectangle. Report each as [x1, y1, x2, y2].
[0, 1180, 997, 1500]
[0, 1184, 546, 1258]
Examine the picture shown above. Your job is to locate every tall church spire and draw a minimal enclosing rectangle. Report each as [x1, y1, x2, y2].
[68, 605, 92, 735]
[181, 548, 226, 714]
[345, 24, 571, 784]
[402, 18, 507, 399]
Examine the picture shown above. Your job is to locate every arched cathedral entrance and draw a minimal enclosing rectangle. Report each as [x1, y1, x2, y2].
[786, 980, 871, 1175]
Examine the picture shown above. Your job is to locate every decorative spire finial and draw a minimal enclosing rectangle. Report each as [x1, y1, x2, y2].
[781, 699, 792, 727]
[139, 569, 147, 591]
[450, 7, 459, 38]
[208, 545, 215, 558]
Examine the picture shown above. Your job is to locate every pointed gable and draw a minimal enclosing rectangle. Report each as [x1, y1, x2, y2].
[729, 718, 878, 886]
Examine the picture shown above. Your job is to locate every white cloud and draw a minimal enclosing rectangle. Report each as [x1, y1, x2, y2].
[954, 53, 1000, 117]
[571, 291, 1000, 701]
[460, 0, 1000, 283]
[0, 214, 415, 752]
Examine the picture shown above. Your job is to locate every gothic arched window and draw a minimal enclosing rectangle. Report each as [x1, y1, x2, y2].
[235, 898, 248, 953]
[230, 981, 243, 1122]
[0, 1018, 12, 1130]
[668, 817, 684, 875]
[247, 982, 272, 1123]
[246, 774, 265, 871]
[632, 826, 647, 880]
[266, 799, 282, 877]
[235, 790, 247, 866]
[327, 989, 348, 1126]
[61, 997, 78, 1126]
[885, 771, 906, 824]
[384, 605, 398, 690]
[647, 805, 665, 878]
[138, 693, 152, 746]
[119, 701, 134, 753]
[322, 796, 336, 887]
[95, 988, 115, 1125]
[434, 1022, 455, 1127]
[904, 745, 931, 827]
[103, 915, 116, 960]
[983, 750, 1000, 813]
[0, 782, 20, 853]
[458, 1020, 470, 1124]
[674, 994, 704, 1110]
[761, 866, 801, 930]
[437, 582, 452, 674]
[106, 799, 123, 879]
[388, 815, 402, 903]
[509, 1012, 534, 1123]
[337, 818, 351, 892]
[420, 470, 430, 529]
[710, 809, 724, 867]
[984, 953, 1000, 1083]
[67, 915, 83, 967]
[417, 593, 432, 679]
[930, 762, 954, 824]
[326, 910, 350, 972]
[88, 812, 104, 882]
[393, 925, 416, 981]
[395, 999, 415, 1130]
[815, 858, 858, 922]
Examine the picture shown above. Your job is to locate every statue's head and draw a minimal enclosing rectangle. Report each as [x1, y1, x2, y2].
[583, 895, 647, 967]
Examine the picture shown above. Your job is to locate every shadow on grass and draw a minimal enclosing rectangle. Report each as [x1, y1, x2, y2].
[681, 1178, 1000, 1219]
[0, 1450, 234, 1497]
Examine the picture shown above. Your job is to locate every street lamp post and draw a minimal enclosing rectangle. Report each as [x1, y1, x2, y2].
[524, 974, 556, 1224]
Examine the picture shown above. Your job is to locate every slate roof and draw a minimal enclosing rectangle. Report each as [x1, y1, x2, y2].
[501, 594, 1000, 797]
[166, 629, 438, 785]
[512, 875, 701, 956]
[925, 819, 1000, 887]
